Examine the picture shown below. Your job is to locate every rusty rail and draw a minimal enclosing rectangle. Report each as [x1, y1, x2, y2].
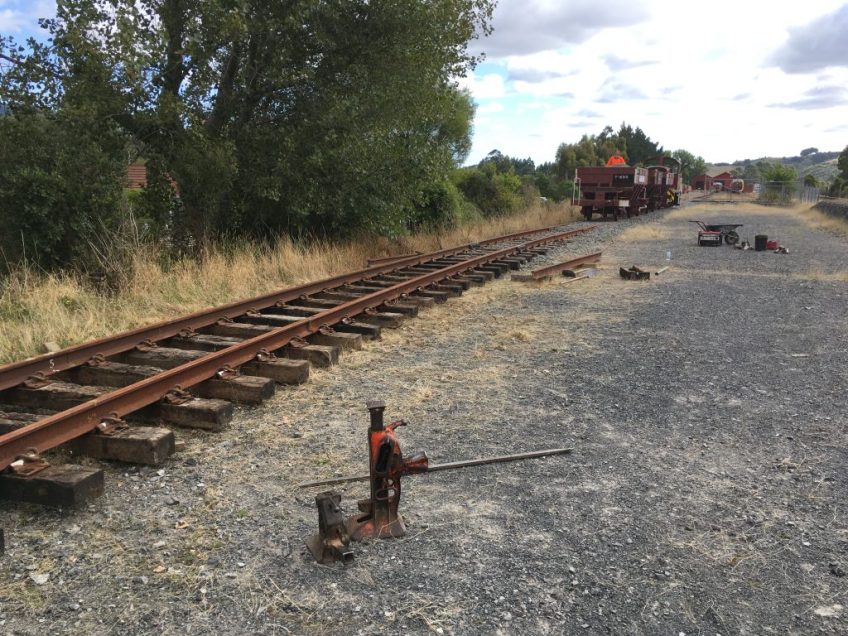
[0, 227, 592, 472]
[0, 225, 594, 393]
[512, 252, 602, 282]
[526, 252, 602, 279]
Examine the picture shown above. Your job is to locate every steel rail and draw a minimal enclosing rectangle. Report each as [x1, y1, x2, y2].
[527, 251, 602, 279]
[0, 228, 584, 472]
[0, 225, 595, 392]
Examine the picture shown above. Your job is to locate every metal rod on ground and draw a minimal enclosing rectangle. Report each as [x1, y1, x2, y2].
[656, 266, 670, 275]
[297, 447, 574, 489]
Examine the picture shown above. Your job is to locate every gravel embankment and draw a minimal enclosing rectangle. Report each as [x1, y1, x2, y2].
[2, 203, 847, 635]
[814, 198, 848, 220]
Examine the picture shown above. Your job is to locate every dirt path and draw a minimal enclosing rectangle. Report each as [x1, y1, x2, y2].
[2, 203, 847, 635]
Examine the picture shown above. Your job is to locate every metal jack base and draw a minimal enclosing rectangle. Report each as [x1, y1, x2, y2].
[305, 491, 354, 565]
[346, 499, 407, 541]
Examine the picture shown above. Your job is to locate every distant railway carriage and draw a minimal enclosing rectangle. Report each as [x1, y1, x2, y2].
[575, 166, 649, 221]
[647, 165, 670, 211]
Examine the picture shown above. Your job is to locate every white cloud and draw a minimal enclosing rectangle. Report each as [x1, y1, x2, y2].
[770, 4, 848, 73]
[459, 72, 506, 100]
[473, 0, 651, 58]
[464, 0, 848, 164]
[477, 102, 505, 115]
[0, 1, 54, 35]
[0, 8, 26, 32]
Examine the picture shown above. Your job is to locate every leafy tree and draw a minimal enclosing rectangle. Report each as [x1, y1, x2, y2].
[454, 162, 522, 217]
[760, 163, 797, 184]
[615, 123, 662, 165]
[828, 177, 846, 197]
[803, 174, 819, 187]
[671, 149, 708, 183]
[0, 113, 127, 270]
[2, 0, 494, 256]
[800, 147, 819, 157]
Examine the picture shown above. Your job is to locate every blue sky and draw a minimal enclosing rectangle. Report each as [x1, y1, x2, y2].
[0, 1, 53, 37]
[4, 0, 848, 165]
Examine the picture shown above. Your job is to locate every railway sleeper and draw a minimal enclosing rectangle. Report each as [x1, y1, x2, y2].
[455, 274, 485, 287]
[316, 289, 435, 310]
[409, 290, 449, 303]
[428, 283, 464, 296]
[492, 258, 524, 270]
[243, 311, 380, 341]
[297, 295, 419, 318]
[280, 343, 339, 368]
[123, 345, 310, 385]
[477, 264, 507, 276]
[59, 360, 275, 405]
[0, 408, 43, 434]
[0, 402, 175, 467]
[204, 321, 271, 339]
[66, 426, 176, 466]
[278, 304, 405, 328]
[4, 380, 234, 432]
[470, 268, 496, 281]
[0, 464, 104, 508]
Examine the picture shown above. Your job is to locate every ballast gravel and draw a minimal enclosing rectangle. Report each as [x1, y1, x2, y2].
[1, 202, 847, 635]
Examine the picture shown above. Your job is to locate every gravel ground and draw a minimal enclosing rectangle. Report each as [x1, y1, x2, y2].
[2, 202, 847, 635]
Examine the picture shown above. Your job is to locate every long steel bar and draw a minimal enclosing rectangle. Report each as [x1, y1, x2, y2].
[0, 228, 587, 472]
[297, 447, 574, 488]
[0, 225, 595, 392]
[528, 251, 603, 279]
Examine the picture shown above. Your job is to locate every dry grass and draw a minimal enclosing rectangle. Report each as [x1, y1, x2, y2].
[0, 203, 578, 364]
[615, 224, 672, 242]
[793, 204, 848, 236]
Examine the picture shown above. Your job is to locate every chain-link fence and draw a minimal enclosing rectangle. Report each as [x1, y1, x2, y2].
[756, 181, 820, 205]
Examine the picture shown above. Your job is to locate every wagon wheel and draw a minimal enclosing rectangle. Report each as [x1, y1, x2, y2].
[724, 230, 739, 245]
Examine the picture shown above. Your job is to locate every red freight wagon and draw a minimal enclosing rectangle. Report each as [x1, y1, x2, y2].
[575, 166, 648, 221]
[646, 166, 670, 211]
[647, 154, 682, 207]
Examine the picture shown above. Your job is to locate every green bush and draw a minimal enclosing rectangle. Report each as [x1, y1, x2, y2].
[453, 164, 522, 217]
[0, 114, 127, 270]
[408, 179, 465, 230]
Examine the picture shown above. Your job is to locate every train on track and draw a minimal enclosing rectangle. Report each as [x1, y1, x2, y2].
[575, 155, 682, 221]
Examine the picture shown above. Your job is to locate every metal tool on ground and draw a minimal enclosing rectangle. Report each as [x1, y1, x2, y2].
[306, 491, 353, 564]
[511, 251, 602, 282]
[655, 266, 670, 275]
[302, 401, 574, 563]
[690, 221, 743, 246]
[619, 266, 651, 281]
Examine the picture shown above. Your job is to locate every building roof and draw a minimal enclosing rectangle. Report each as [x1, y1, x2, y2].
[712, 171, 735, 180]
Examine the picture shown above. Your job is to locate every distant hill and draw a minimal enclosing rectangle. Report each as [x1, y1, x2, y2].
[709, 150, 841, 182]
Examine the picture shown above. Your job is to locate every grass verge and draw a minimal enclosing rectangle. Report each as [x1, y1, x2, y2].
[0, 203, 578, 364]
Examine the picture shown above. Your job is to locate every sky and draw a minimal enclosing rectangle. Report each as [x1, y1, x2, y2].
[460, 0, 848, 164]
[3, 0, 847, 165]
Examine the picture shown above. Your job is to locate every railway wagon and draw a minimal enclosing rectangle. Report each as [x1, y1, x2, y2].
[646, 166, 670, 211]
[666, 170, 682, 205]
[575, 166, 648, 221]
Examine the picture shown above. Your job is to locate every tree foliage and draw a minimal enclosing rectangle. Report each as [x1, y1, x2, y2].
[760, 163, 797, 184]
[0, 0, 493, 266]
[554, 124, 666, 179]
[0, 113, 128, 269]
[671, 149, 708, 183]
[838, 145, 848, 180]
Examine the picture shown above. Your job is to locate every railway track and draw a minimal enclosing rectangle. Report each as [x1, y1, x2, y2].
[0, 224, 596, 507]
